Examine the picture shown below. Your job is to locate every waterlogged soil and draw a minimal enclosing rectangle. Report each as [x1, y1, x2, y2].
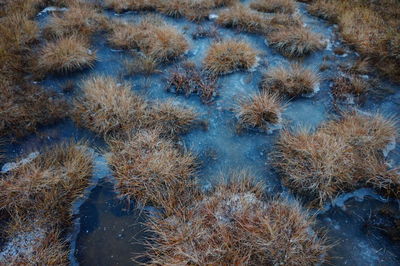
[2, 1, 400, 265]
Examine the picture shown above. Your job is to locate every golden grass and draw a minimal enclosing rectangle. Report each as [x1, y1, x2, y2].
[0, 84, 68, 139]
[108, 129, 198, 215]
[37, 35, 96, 74]
[250, 0, 296, 14]
[274, 112, 399, 206]
[166, 61, 218, 103]
[235, 91, 284, 131]
[108, 17, 188, 62]
[203, 40, 258, 75]
[43, 4, 106, 38]
[146, 172, 328, 264]
[308, 0, 400, 82]
[261, 63, 320, 97]
[216, 4, 269, 34]
[124, 54, 160, 76]
[267, 25, 326, 57]
[0, 142, 92, 264]
[104, 0, 156, 13]
[73, 76, 147, 136]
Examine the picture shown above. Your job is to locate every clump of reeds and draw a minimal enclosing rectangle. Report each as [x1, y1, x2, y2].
[0, 142, 93, 264]
[166, 61, 218, 103]
[216, 4, 269, 33]
[267, 25, 326, 57]
[37, 34, 96, 74]
[107, 129, 198, 215]
[250, 0, 296, 14]
[331, 75, 368, 103]
[0, 84, 68, 139]
[72, 76, 147, 137]
[234, 91, 284, 131]
[273, 112, 399, 206]
[108, 16, 188, 62]
[203, 40, 259, 75]
[146, 171, 328, 264]
[43, 3, 106, 38]
[261, 63, 320, 97]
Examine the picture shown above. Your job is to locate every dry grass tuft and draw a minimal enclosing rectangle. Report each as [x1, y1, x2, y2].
[0, 84, 68, 139]
[108, 17, 188, 62]
[250, 0, 296, 14]
[124, 53, 160, 76]
[0, 142, 93, 264]
[43, 4, 106, 38]
[166, 61, 218, 103]
[235, 91, 284, 131]
[216, 4, 269, 33]
[104, 0, 156, 13]
[267, 25, 326, 57]
[274, 112, 399, 206]
[331, 75, 368, 103]
[37, 35, 96, 74]
[108, 129, 198, 215]
[203, 40, 258, 75]
[261, 63, 320, 97]
[146, 172, 328, 265]
[72, 76, 147, 137]
[308, 0, 400, 82]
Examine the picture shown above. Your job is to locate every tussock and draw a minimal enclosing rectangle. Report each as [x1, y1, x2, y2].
[146, 172, 328, 265]
[250, 0, 296, 14]
[235, 91, 284, 131]
[331, 75, 368, 102]
[37, 35, 96, 74]
[108, 129, 198, 215]
[203, 40, 259, 75]
[261, 63, 320, 97]
[274, 112, 399, 206]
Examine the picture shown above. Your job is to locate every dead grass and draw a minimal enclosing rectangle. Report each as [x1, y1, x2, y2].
[0, 84, 68, 139]
[104, 0, 156, 13]
[43, 4, 107, 38]
[235, 91, 284, 131]
[203, 40, 259, 75]
[261, 63, 320, 97]
[166, 61, 218, 103]
[107, 129, 199, 215]
[146, 171, 328, 264]
[308, 0, 400, 82]
[216, 4, 269, 34]
[267, 25, 326, 57]
[108, 17, 188, 62]
[0, 142, 93, 264]
[274, 112, 399, 206]
[250, 0, 296, 14]
[124, 53, 160, 76]
[37, 34, 96, 74]
[331, 75, 368, 103]
[72, 76, 147, 136]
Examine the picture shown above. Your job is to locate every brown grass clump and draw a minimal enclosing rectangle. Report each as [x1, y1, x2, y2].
[235, 91, 284, 131]
[146, 100, 201, 137]
[166, 61, 218, 103]
[124, 54, 160, 76]
[203, 40, 258, 75]
[0, 84, 68, 139]
[104, 0, 156, 13]
[261, 63, 320, 97]
[250, 0, 296, 14]
[331, 75, 368, 103]
[146, 172, 328, 265]
[267, 25, 326, 57]
[43, 4, 106, 38]
[216, 4, 269, 33]
[108, 129, 198, 214]
[37, 35, 96, 74]
[108, 17, 188, 62]
[0, 142, 93, 264]
[308, 0, 400, 82]
[274, 112, 399, 206]
[72, 76, 147, 136]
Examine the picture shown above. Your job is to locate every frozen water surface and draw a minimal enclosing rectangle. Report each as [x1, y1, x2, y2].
[1, 0, 400, 265]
